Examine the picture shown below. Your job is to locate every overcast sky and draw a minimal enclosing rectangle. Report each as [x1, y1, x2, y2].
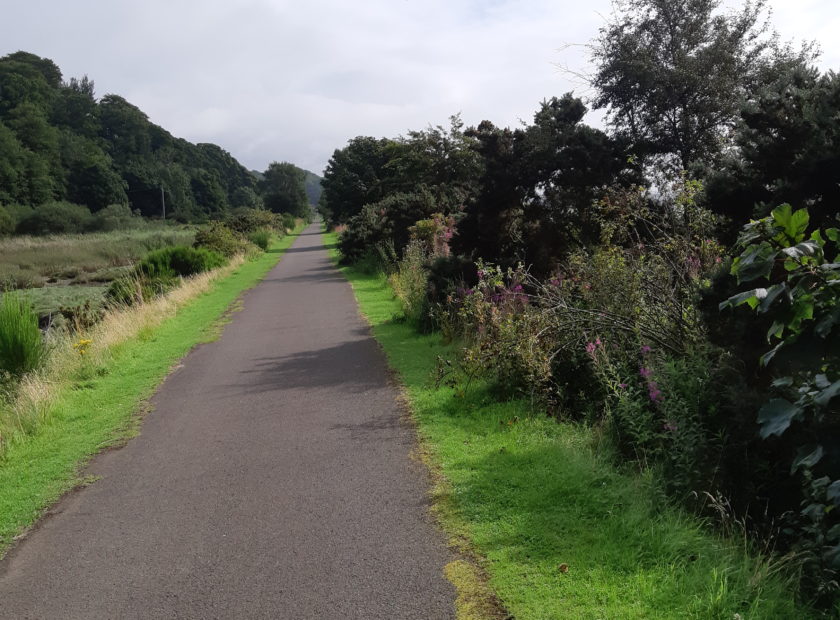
[2, 0, 838, 175]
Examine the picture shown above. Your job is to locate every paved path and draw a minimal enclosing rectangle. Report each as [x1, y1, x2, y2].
[0, 224, 455, 619]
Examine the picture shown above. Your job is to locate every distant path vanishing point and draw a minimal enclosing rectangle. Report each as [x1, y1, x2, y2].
[0, 222, 455, 619]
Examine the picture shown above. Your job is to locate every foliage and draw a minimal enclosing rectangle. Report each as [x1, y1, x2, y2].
[388, 240, 431, 327]
[320, 136, 396, 225]
[0, 51, 260, 224]
[193, 221, 248, 257]
[15, 201, 92, 235]
[721, 205, 840, 599]
[338, 190, 438, 265]
[226, 207, 283, 235]
[247, 228, 272, 251]
[706, 67, 840, 238]
[136, 246, 225, 279]
[330, 232, 818, 618]
[0, 292, 45, 377]
[0, 206, 12, 236]
[590, 0, 814, 170]
[260, 161, 310, 218]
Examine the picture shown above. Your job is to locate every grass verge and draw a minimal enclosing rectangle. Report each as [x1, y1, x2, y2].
[0, 227, 302, 554]
[324, 230, 815, 620]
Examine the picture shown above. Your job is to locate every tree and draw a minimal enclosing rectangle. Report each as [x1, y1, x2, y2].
[591, 0, 812, 171]
[320, 137, 395, 224]
[706, 65, 840, 236]
[260, 162, 309, 217]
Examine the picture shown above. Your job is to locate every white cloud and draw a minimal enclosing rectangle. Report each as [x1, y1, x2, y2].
[1, 0, 838, 173]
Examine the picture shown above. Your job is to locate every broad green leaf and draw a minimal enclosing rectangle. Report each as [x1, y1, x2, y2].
[782, 240, 820, 260]
[772, 204, 809, 243]
[733, 243, 777, 282]
[815, 380, 840, 407]
[815, 307, 840, 338]
[826, 228, 839, 242]
[828, 481, 840, 506]
[792, 444, 824, 472]
[772, 376, 794, 388]
[761, 341, 784, 366]
[719, 289, 759, 311]
[758, 283, 787, 314]
[757, 398, 799, 437]
[767, 320, 785, 341]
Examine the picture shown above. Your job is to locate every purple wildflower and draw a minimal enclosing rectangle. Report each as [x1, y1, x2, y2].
[640, 345, 652, 355]
[618, 383, 628, 389]
[585, 342, 597, 355]
[639, 367, 652, 379]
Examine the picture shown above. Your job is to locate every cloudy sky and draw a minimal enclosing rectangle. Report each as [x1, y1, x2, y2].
[2, 0, 838, 174]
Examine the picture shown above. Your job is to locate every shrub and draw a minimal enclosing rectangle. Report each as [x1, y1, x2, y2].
[0, 206, 13, 236]
[389, 240, 431, 327]
[91, 204, 144, 232]
[137, 246, 225, 279]
[226, 208, 283, 235]
[193, 221, 247, 257]
[248, 228, 272, 251]
[0, 293, 45, 377]
[281, 213, 296, 231]
[16, 201, 93, 235]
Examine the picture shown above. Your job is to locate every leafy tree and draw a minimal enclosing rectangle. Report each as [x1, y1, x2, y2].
[320, 137, 395, 224]
[706, 65, 840, 236]
[260, 162, 308, 217]
[591, 0, 812, 170]
[16, 200, 92, 235]
[60, 132, 127, 211]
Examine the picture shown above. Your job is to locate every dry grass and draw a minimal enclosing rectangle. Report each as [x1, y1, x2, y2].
[0, 255, 245, 452]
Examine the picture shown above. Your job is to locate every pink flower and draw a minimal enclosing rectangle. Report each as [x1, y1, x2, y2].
[640, 345, 652, 355]
[595, 338, 602, 347]
[639, 367, 652, 378]
[618, 383, 628, 389]
[585, 342, 597, 355]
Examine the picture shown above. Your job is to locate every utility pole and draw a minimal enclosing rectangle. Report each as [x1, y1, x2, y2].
[160, 187, 166, 221]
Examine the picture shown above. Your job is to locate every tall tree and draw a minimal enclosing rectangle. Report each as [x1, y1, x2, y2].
[320, 137, 395, 224]
[260, 162, 309, 217]
[591, 0, 812, 171]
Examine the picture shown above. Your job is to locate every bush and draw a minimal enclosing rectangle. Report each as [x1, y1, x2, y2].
[91, 204, 144, 232]
[388, 240, 431, 327]
[193, 221, 247, 257]
[0, 206, 13, 236]
[226, 208, 283, 235]
[247, 228, 272, 251]
[16, 201, 93, 235]
[137, 246, 225, 279]
[0, 293, 45, 377]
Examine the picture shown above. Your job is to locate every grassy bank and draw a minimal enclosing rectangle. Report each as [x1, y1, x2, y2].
[0, 227, 302, 554]
[324, 231, 813, 619]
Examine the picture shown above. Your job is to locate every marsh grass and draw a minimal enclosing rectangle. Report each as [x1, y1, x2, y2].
[0, 228, 195, 290]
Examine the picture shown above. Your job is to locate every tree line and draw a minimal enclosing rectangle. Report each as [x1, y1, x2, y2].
[0, 51, 317, 235]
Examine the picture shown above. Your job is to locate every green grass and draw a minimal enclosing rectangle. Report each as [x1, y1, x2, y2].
[0, 228, 302, 554]
[324, 230, 816, 620]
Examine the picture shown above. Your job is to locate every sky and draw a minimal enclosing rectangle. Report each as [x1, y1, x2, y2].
[1, 0, 838, 175]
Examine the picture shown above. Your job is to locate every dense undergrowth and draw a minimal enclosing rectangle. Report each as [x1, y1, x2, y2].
[326, 230, 822, 619]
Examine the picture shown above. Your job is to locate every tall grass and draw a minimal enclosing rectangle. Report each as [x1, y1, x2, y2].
[0, 294, 45, 377]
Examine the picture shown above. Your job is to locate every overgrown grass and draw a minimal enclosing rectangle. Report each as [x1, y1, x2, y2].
[0, 226, 303, 554]
[324, 230, 817, 619]
[0, 294, 44, 377]
[0, 227, 195, 290]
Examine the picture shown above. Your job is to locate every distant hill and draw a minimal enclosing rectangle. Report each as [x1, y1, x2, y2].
[301, 169, 323, 206]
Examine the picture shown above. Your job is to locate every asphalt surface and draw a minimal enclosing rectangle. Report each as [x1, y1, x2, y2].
[0, 223, 455, 619]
